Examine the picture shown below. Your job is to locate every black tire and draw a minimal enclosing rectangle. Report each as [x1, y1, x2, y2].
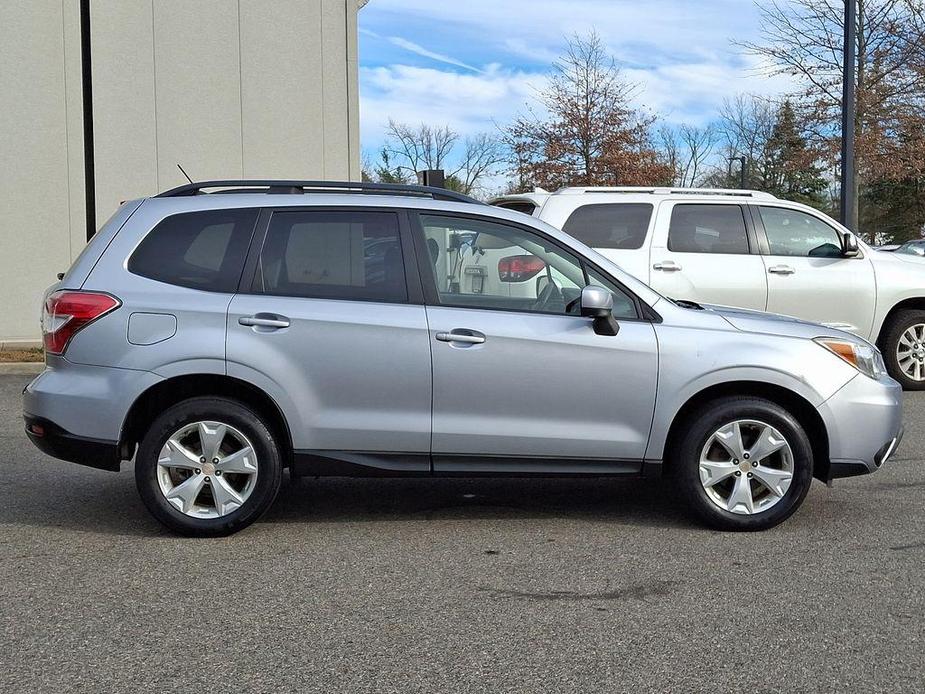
[135, 397, 282, 537]
[880, 309, 925, 391]
[674, 397, 814, 531]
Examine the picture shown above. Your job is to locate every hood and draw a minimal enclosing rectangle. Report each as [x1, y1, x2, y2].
[701, 303, 861, 342]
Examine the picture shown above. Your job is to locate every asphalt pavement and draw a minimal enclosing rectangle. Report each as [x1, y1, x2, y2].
[1, 373, 923, 693]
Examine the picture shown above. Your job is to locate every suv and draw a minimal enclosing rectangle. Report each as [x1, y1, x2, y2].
[493, 187, 925, 390]
[24, 181, 903, 536]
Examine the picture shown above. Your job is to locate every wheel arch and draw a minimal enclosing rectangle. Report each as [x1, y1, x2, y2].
[119, 374, 293, 466]
[876, 298, 925, 347]
[661, 381, 831, 482]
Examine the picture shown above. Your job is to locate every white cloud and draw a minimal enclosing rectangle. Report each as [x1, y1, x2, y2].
[360, 63, 547, 146]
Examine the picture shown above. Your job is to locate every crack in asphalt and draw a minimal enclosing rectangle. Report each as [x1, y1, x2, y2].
[479, 579, 678, 602]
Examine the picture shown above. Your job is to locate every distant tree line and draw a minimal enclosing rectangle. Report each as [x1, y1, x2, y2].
[364, 0, 925, 243]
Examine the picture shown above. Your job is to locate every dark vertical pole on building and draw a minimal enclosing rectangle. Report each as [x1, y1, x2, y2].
[840, 0, 857, 231]
[80, 0, 97, 240]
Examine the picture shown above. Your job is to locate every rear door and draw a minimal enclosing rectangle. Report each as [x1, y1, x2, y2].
[649, 202, 768, 310]
[754, 204, 876, 337]
[226, 208, 432, 465]
[413, 211, 659, 470]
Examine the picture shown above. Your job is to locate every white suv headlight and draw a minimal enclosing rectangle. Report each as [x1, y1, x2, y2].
[815, 337, 887, 379]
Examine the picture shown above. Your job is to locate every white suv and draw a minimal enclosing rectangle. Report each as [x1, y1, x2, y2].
[492, 187, 925, 390]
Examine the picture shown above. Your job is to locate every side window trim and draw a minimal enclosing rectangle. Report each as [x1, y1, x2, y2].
[239, 206, 421, 305]
[408, 210, 650, 322]
[667, 202, 756, 255]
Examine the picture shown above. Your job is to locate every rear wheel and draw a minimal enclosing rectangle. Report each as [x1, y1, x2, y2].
[881, 309, 925, 391]
[675, 397, 814, 531]
[135, 397, 282, 536]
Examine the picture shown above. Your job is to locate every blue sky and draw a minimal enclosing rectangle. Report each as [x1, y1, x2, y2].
[358, 0, 798, 159]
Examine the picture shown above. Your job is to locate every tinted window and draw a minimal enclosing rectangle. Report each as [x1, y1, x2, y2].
[668, 204, 750, 254]
[419, 214, 638, 319]
[758, 206, 843, 257]
[256, 211, 406, 303]
[129, 209, 258, 292]
[562, 203, 653, 250]
[495, 201, 537, 216]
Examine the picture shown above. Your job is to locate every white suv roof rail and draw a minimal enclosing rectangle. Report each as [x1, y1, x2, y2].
[554, 186, 778, 200]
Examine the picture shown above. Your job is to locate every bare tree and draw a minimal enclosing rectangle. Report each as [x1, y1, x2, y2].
[455, 133, 507, 195]
[678, 124, 717, 187]
[383, 120, 458, 178]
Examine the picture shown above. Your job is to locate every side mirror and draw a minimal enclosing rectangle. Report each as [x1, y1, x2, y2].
[842, 232, 860, 258]
[580, 285, 619, 336]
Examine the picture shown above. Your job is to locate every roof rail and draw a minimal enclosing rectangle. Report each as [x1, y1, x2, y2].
[554, 186, 777, 200]
[155, 180, 485, 205]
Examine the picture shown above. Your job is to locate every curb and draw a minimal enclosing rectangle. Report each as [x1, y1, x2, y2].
[0, 362, 44, 375]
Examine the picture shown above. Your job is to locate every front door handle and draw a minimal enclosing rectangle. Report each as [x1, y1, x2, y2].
[239, 314, 290, 329]
[768, 265, 796, 276]
[653, 260, 682, 272]
[436, 330, 486, 345]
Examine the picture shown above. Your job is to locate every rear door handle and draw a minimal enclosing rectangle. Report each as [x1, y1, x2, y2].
[768, 265, 796, 276]
[436, 330, 486, 345]
[653, 260, 682, 272]
[239, 314, 290, 329]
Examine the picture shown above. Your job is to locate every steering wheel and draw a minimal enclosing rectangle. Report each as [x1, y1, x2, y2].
[533, 279, 563, 313]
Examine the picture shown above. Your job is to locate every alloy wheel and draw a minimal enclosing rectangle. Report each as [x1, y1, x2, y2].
[896, 323, 925, 382]
[156, 421, 259, 518]
[698, 419, 794, 515]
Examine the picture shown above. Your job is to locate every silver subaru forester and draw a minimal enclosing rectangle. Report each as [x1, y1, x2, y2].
[23, 181, 904, 536]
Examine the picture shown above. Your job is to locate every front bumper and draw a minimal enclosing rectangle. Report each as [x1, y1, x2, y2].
[817, 373, 904, 482]
[24, 415, 121, 472]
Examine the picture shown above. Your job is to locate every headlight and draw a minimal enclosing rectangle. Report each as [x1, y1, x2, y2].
[815, 337, 887, 379]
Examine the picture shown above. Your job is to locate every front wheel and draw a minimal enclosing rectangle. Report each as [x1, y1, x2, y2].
[881, 310, 925, 391]
[135, 397, 282, 536]
[675, 397, 814, 531]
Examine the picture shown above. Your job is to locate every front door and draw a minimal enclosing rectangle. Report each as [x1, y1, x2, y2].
[226, 208, 432, 465]
[754, 204, 877, 338]
[414, 212, 659, 472]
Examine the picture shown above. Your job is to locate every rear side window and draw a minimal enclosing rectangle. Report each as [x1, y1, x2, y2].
[255, 210, 407, 303]
[495, 201, 537, 216]
[562, 203, 653, 250]
[128, 209, 258, 292]
[668, 204, 750, 255]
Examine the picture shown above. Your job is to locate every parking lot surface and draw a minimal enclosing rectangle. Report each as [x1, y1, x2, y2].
[2, 373, 923, 693]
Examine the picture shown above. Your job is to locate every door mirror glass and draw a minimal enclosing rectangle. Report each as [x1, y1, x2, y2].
[841, 232, 860, 258]
[580, 285, 619, 336]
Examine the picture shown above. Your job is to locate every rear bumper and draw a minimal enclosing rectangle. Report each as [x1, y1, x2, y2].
[24, 415, 121, 472]
[818, 373, 904, 482]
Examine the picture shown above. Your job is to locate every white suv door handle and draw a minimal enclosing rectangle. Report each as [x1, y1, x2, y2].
[768, 265, 796, 276]
[436, 330, 485, 345]
[653, 261, 682, 272]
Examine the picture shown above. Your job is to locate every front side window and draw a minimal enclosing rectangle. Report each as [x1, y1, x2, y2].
[255, 211, 407, 303]
[562, 203, 653, 250]
[419, 214, 637, 318]
[128, 209, 258, 292]
[758, 206, 844, 258]
[668, 204, 750, 255]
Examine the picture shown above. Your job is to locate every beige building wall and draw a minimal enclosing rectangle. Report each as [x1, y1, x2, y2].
[0, 0, 362, 345]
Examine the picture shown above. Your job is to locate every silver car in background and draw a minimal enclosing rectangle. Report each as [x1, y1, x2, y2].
[23, 181, 903, 536]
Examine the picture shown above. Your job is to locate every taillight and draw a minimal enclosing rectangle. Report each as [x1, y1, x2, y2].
[498, 254, 545, 282]
[42, 291, 120, 355]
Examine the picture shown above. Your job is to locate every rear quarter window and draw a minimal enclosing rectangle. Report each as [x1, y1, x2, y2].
[494, 201, 538, 216]
[562, 203, 653, 250]
[128, 209, 258, 292]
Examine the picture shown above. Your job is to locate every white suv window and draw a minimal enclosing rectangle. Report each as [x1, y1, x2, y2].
[562, 203, 653, 250]
[758, 206, 843, 258]
[668, 204, 750, 255]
